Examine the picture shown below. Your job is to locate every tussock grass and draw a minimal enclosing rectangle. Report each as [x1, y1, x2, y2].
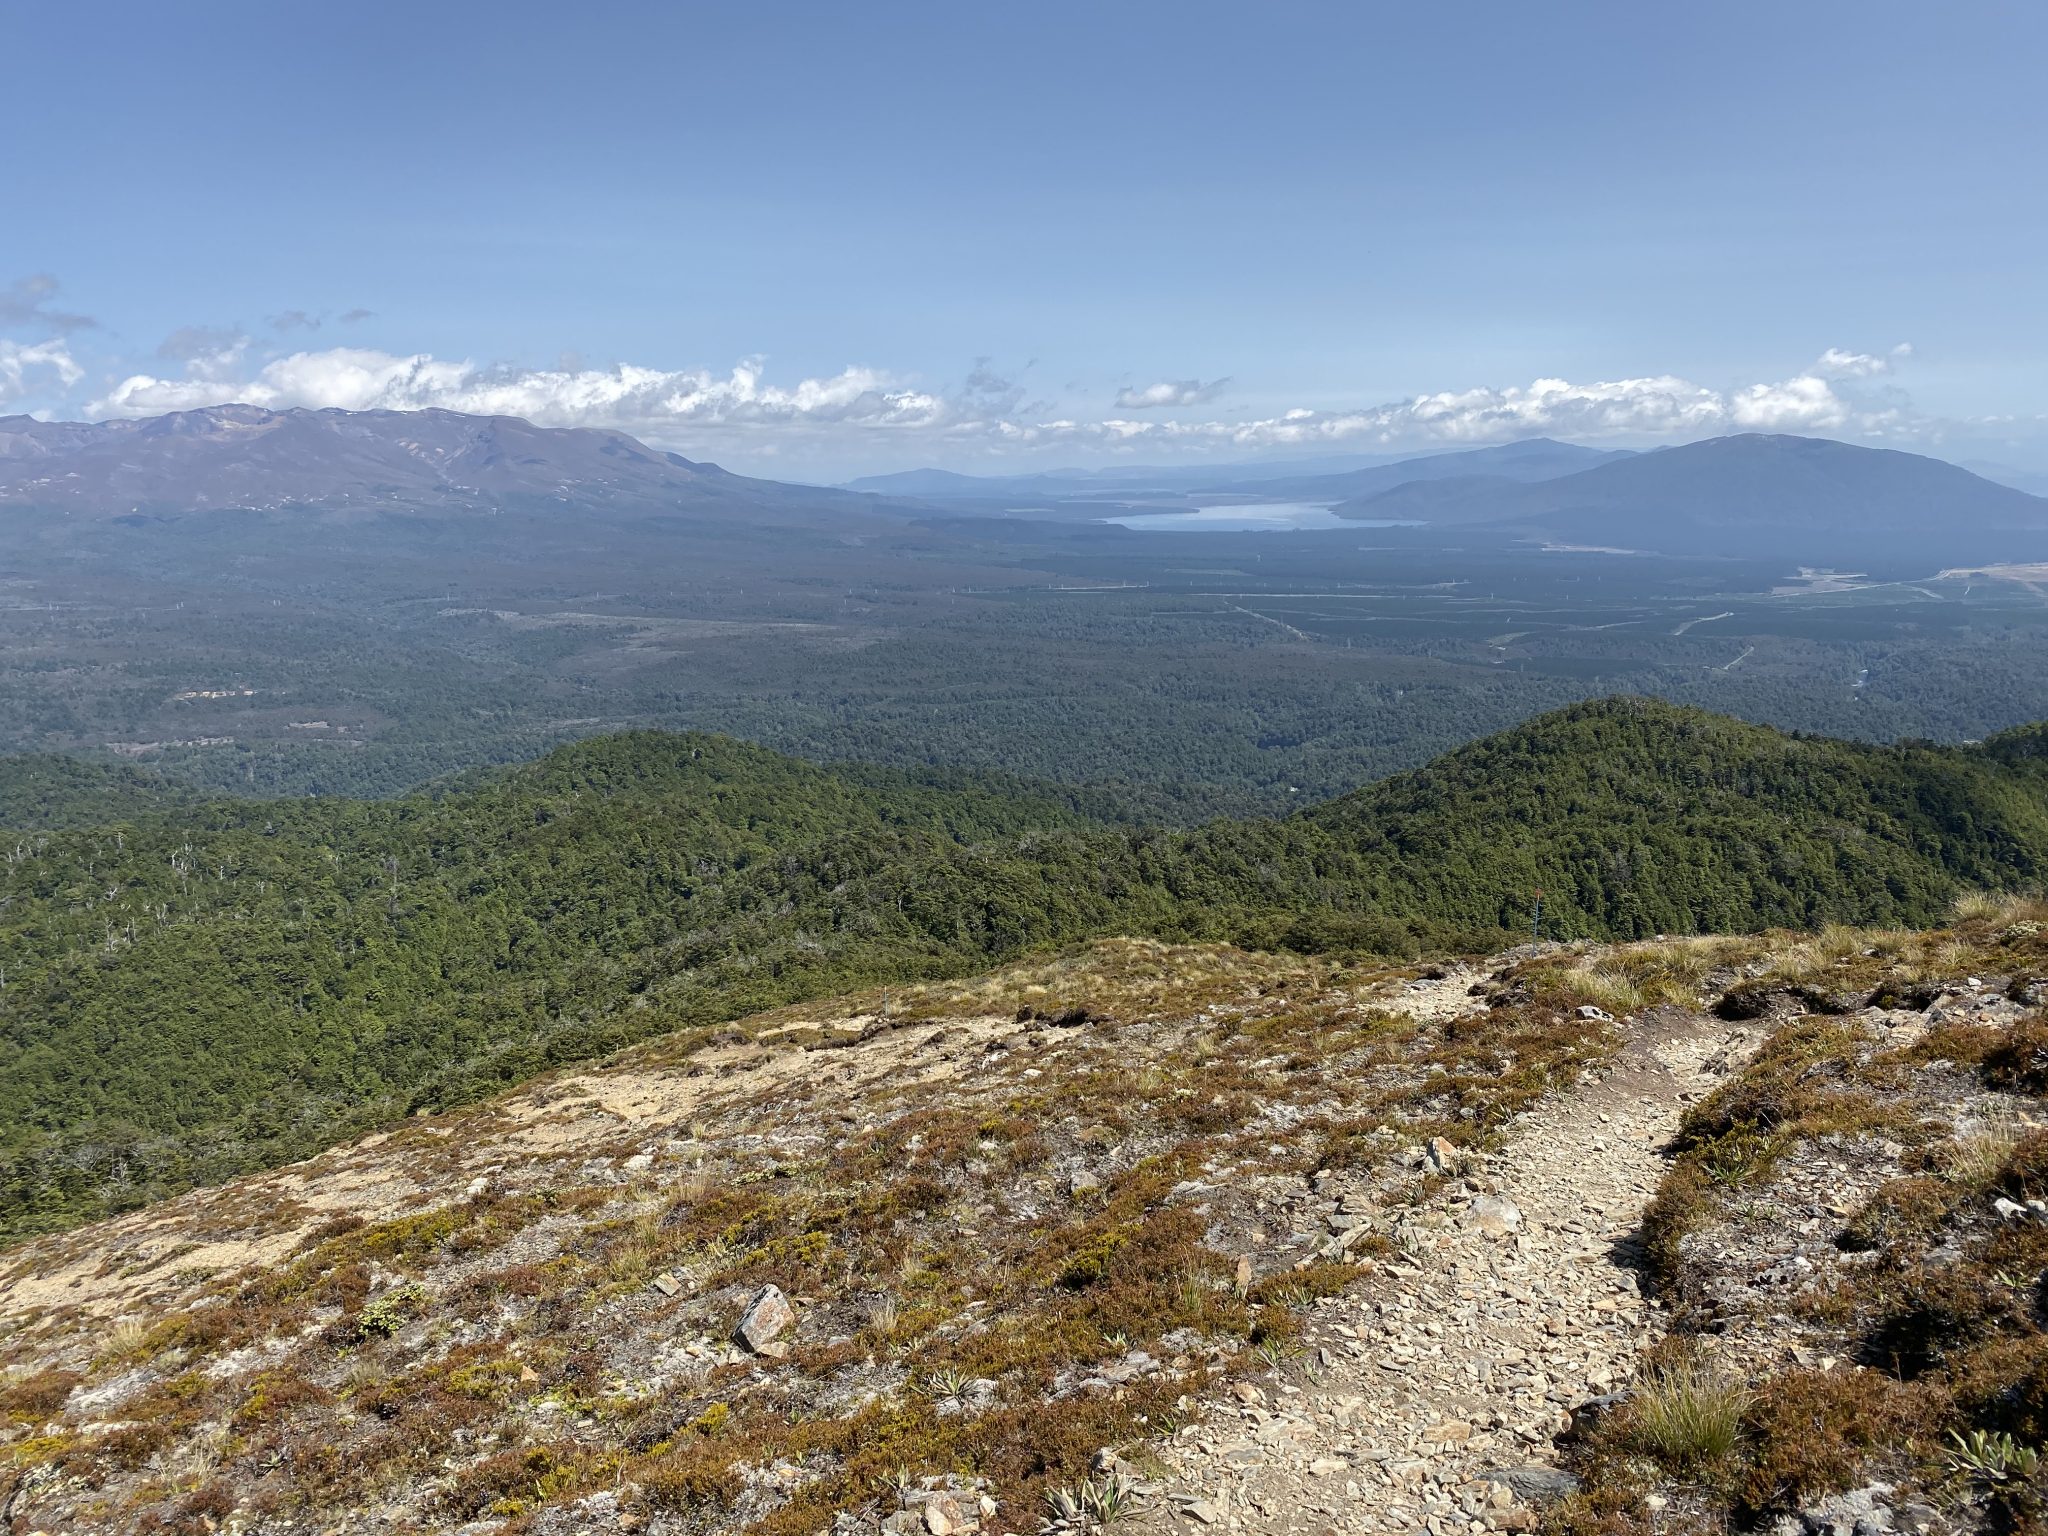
[1951, 891, 2048, 927]
[1625, 1358, 1752, 1473]
[1944, 1107, 2029, 1186]
[1542, 936, 1761, 1014]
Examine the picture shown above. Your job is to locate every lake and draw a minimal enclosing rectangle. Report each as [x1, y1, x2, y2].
[1100, 501, 1423, 533]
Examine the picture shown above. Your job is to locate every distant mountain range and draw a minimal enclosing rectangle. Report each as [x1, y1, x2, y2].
[4, 407, 2045, 559]
[1341, 433, 2048, 554]
[0, 405, 892, 525]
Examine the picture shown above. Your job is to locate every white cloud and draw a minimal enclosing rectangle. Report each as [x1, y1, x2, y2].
[1815, 343, 1912, 379]
[89, 348, 948, 435]
[1049, 374, 1735, 452]
[1728, 374, 1851, 430]
[0, 340, 82, 406]
[1114, 378, 1230, 409]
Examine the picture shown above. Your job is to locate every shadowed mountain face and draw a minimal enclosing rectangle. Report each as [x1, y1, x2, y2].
[0, 405, 897, 524]
[1344, 433, 2048, 555]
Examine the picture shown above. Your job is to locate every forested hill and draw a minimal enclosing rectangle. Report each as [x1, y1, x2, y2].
[1299, 700, 2048, 935]
[4, 698, 2047, 1242]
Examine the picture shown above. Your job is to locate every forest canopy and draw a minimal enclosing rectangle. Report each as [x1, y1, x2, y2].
[3, 697, 2045, 1243]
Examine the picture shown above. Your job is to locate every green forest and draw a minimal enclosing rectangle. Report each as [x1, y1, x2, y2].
[4, 697, 2047, 1243]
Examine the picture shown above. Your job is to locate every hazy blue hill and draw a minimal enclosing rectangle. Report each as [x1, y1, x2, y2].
[1344, 432, 2048, 554]
[1203, 437, 1629, 502]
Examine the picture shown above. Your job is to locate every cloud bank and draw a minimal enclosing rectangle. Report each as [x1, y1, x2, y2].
[92, 350, 949, 438]
[87, 345, 1916, 454]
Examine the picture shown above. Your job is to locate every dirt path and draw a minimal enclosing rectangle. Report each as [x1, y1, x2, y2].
[1144, 996, 1751, 1536]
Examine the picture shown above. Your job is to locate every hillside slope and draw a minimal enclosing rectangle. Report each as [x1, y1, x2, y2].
[2, 699, 2046, 1242]
[4, 913, 2043, 1536]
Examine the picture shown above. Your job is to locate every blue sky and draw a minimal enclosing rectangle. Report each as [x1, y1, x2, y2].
[5, 1, 2045, 477]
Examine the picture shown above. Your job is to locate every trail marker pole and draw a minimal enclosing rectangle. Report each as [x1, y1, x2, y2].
[1532, 888, 1544, 943]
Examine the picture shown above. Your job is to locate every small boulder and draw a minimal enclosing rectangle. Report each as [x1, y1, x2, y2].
[1425, 1137, 1464, 1176]
[1466, 1195, 1524, 1238]
[922, 1494, 971, 1536]
[734, 1284, 795, 1356]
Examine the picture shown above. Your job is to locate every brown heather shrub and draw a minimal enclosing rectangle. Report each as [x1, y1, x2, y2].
[1950, 1334, 2048, 1446]
[1999, 1131, 2048, 1200]
[631, 1440, 746, 1512]
[1984, 1021, 2048, 1097]
[231, 1370, 333, 1429]
[0, 1367, 80, 1423]
[1863, 1261, 2031, 1378]
[296, 1212, 367, 1249]
[445, 1441, 611, 1519]
[1738, 1369, 1935, 1517]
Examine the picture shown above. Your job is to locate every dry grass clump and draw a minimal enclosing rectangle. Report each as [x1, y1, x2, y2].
[1943, 1107, 2031, 1185]
[1951, 891, 2048, 928]
[1534, 937, 1756, 1015]
[1621, 1355, 1751, 1474]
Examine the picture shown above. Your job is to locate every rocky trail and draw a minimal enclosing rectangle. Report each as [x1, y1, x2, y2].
[1140, 982, 1754, 1536]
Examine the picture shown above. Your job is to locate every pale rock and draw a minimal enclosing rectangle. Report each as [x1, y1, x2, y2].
[734, 1284, 795, 1354]
[1465, 1196, 1523, 1238]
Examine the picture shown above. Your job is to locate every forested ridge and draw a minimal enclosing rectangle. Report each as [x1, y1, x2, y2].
[4, 697, 2047, 1242]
